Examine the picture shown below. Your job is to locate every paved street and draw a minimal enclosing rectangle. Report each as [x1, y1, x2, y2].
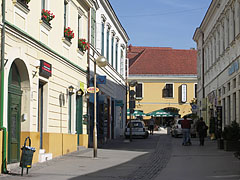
[1, 130, 239, 180]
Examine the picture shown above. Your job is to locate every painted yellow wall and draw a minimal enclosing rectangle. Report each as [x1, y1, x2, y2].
[79, 134, 88, 148]
[62, 134, 77, 155]
[128, 81, 196, 118]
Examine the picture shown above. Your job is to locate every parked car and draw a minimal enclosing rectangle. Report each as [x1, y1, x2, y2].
[125, 119, 149, 139]
[171, 118, 196, 138]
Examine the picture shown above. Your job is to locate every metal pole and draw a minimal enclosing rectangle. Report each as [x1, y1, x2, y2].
[130, 113, 132, 142]
[93, 61, 97, 158]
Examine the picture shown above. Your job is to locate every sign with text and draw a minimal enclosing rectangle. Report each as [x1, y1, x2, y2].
[179, 84, 187, 103]
[87, 87, 99, 93]
[39, 60, 52, 78]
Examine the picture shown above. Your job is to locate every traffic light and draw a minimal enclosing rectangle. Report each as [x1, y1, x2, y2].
[129, 90, 136, 109]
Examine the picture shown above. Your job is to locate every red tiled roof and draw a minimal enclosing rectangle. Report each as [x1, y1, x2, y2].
[127, 46, 197, 75]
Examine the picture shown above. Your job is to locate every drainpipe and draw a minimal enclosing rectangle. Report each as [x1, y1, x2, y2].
[1, 0, 8, 174]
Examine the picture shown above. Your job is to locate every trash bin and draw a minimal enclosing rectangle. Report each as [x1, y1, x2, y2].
[20, 136, 36, 176]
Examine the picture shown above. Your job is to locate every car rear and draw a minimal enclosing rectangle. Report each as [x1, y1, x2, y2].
[125, 120, 148, 138]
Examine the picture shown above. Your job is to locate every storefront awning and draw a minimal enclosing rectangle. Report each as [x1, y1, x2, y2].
[127, 109, 148, 117]
[147, 109, 177, 117]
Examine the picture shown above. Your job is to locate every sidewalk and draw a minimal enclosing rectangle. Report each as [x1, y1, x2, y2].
[155, 137, 240, 180]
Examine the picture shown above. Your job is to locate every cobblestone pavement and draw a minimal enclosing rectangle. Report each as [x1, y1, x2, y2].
[124, 134, 172, 180]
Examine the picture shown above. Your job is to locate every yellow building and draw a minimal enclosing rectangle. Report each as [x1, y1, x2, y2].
[127, 46, 197, 126]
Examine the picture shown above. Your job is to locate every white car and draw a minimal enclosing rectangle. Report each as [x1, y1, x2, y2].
[171, 118, 196, 138]
[125, 119, 149, 139]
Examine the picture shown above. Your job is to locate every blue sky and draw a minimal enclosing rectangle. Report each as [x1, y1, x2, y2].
[109, 0, 212, 49]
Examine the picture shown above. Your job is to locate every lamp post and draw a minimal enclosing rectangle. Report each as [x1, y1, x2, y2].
[93, 56, 107, 158]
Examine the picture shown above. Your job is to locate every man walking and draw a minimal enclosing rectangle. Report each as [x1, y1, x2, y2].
[149, 116, 154, 135]
[196, 117, 208, 146]
[181, 117, 191, 146]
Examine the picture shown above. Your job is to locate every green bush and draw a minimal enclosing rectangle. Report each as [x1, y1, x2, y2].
[222, 121, 240, 141]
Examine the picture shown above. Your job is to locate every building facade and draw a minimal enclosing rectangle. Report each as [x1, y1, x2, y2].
[193, 0, 240, 131]
[0, 0, 92, 171]
[127, 46, 197, 126]
[88, 0, 129, 145]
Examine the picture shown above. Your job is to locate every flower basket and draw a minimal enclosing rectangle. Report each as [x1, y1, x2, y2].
[41, 9, 55, 26]
[64, 27, 74, 42]
[78, 39, 90, 52]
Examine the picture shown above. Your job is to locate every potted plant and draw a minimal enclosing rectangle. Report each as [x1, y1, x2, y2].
[78, 39, 90, 52]
[41, 9, 55, 26]
[64, 27, 74, 42]
[222, 121, 240, 151]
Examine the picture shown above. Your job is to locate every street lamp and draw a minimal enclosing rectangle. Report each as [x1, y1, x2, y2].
[93, 56, 107, 158]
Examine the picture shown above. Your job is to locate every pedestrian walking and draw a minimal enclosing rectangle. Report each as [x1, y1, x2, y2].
[181, 117, 191, 146]
[196, 117, 208, 146]
[149, 116, 154, 135]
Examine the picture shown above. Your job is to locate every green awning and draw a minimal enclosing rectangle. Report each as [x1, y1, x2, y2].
[147, 109, 175, 117]
[127, 109, 147, 117]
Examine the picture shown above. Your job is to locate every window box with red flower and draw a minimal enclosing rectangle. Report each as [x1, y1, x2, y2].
[64, 27, 74, 43]
[41, 9, 55, 27]
[78, 39, 90, 53]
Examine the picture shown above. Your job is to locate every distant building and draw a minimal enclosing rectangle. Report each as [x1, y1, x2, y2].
[127, 45, 197, 126]
[193, 0, 240, 130]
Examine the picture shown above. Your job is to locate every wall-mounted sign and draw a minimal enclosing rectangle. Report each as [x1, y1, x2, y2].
[39, 60, 52, 78]
[87, 87, 99, 93]
[179, 84, 187, 103]
[115, 100, 123, 106]
[228, 60, 239, 76]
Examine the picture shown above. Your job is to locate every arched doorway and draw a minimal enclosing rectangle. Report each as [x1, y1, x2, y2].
[7, 62, 22, 164]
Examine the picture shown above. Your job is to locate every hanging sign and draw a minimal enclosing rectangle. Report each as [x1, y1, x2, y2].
[39, 60, 52, 78]
[97, 76, 106, 84]
[87, 87, 99, 93]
